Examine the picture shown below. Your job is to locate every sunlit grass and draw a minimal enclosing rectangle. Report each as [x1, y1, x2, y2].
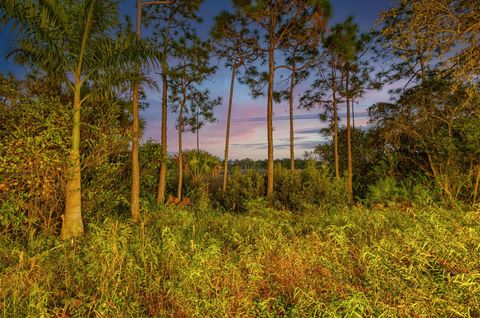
[1, 204, 479, 317]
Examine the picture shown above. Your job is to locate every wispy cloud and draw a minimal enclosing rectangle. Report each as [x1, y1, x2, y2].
[230, 139, 328, 151]
[296, 128, 321, 135]
[233, 111, 370, 123]
[234, 113, 321, 123]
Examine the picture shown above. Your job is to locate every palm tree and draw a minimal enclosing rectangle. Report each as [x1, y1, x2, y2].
[1, 0, 158, 239]
[183, 150, 221, 186]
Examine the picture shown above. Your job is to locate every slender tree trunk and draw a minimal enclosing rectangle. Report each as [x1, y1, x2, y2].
[289, 70, 295, 172]
[418, 49, 426, 82]
[154, 5, 175, 204]
[61, 79, 84, 240]
[332, 73, 339, 179]
[266, 11, 276, 197]
[352, 99, 355, 130]
[131, 81, 140, 220]
[131, 0, 142, 220]
[196, 104, 199, 153]
[177, 97, 186, 200]
[156, 67, 168, 204]
[345, 69, 353, 201]
[223, 65, 236, 192]
[474, 164, 480, 203]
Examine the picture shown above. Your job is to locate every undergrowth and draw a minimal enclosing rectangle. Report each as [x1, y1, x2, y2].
[0, 204, 479, 317]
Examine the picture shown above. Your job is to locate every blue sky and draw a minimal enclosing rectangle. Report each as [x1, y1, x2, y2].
[0, 0, 395, 159]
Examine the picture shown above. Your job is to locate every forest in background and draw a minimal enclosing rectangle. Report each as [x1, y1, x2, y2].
[0, 0, 479, 316]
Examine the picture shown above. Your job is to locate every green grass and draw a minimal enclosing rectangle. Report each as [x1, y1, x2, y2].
[1, 203, 479, 317]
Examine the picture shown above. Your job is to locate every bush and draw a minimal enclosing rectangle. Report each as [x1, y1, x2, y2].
[80, 101, 132, 220]
[213, 168, 265, 212]
[273, 161, 349, 211]
[131, 139, 174, 205]
[366, 176, 436, 207]
[183, 150, 221, 205]
[0, 95, 69, 234]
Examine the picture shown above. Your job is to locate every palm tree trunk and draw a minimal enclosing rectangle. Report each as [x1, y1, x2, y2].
[60, 0, 95, 239]
[156, 68, 168, 204]
[346, 69, 353, 201]
[61, 80, 84, 240]
[289, 70, 295, 172]
[223, 65, 236, 192]
[266, 11, 276, 197]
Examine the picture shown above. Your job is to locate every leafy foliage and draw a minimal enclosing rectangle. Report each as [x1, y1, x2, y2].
[368, 78, 480, 202]
[0, 92, 68, 234]
[213, 168, 266, 213]
[0, 76, 134, 234]
[273, 162, 349, 211]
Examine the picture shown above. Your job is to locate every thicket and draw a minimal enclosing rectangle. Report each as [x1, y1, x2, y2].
[2, 75, 478, 236]
[0, 74, 353, 234]
[0, 76, 134, 234]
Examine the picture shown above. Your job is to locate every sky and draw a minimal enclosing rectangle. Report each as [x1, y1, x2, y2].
[0, 0, 395, 160]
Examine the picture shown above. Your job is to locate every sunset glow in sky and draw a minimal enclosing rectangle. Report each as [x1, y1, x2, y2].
[0, 0, 395, 160]
[139, 0, 393, 159]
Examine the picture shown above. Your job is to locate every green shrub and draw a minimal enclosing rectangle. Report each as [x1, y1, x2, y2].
[366, 176, 436, 207]
[0, 95, 69, 234]
[213, 168, 265, 212]
[300, 161, 350, 208]
[79, 99, 145, 220]
[272, 164, 303, 210]
[139, 140, 163, 198]
[273, 161, 349, 211]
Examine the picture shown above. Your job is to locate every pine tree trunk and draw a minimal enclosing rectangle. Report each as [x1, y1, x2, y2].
[61, 80, 84, 240]
[266, 11, 276, 197]
[289, 70, 295, 172]
[332, 73, 339, 179]
[345, 69, 353, 201]
[131, 81, 140, 220]
[156, 68, 168, 204]
[130, 0, 142, 220]
[223, 65, 236, 192]
[352, 99, 355, 129]
[177, 97, 186, 200]
[196, 105, 199, 153]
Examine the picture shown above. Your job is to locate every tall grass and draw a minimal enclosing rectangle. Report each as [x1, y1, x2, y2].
[1, 204, 479, 317]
